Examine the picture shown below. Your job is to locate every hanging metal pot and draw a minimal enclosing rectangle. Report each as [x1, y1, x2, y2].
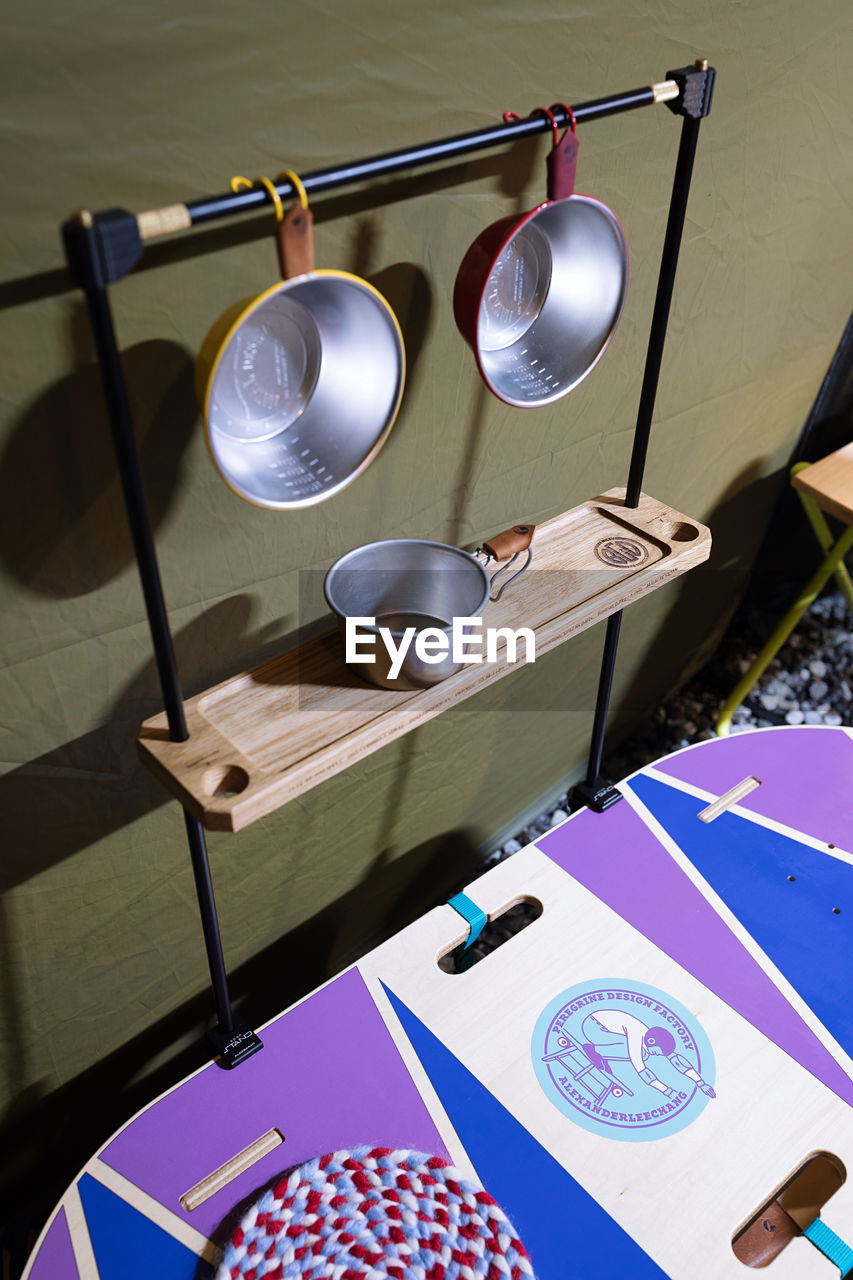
[196, 171, 405, 509]
[454, 106, 628, 408]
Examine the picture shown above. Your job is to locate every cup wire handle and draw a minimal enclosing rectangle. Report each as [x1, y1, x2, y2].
[475, 523, 535, 602]
[485, 549, 532, 602]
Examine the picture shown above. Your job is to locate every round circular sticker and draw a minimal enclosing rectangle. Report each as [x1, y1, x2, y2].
[532, 978, 716, 1142]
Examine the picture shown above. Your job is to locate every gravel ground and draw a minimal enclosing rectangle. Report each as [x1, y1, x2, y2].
[443, 586, 852, 967]
[490, 587, 852, 860]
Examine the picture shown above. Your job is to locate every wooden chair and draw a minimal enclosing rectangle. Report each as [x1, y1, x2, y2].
[716, 442, 853, 735]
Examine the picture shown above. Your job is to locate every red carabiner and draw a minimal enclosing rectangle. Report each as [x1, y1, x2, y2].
[502, 106, 561, 148]
[548, 102, 578, 135]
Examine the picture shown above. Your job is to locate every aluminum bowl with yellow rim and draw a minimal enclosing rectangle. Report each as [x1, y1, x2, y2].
[196, 171, 406, 510]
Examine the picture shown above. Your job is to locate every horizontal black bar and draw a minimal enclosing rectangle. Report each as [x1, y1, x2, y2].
[185, 86, 658, 226]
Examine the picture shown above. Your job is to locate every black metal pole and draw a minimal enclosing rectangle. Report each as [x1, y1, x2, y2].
[184, 813, 232, 1033]
[82, 282, 188, 740]
[573, 67, 712, 813]
[184, 87, 659, 227]
[583, 613, 623, 790]
[625, 113, 701, 507]
[70, 82, 674, 284]
[78, 267, 260, 1064]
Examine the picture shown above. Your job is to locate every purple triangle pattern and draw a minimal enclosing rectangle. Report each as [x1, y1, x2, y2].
[537, 787, 853, 1107]
[26, 1208, 79, 1280]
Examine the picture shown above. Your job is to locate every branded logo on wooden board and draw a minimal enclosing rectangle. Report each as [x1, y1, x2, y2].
[532, 978, 716, 1141]
[594, 536, 649, 567]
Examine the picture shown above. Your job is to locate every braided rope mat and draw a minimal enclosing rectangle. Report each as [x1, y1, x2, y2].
[216, 1145, 536, 1279]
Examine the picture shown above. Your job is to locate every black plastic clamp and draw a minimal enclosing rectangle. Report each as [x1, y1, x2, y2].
[62, 208, 144, 289]
[666, 59, 716, 120]
[207, 1015, 264, 1070]
[570, 776, 623, 814]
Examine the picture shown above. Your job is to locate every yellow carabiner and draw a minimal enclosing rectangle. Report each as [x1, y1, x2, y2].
[229, 174, 285, 222]
[275, 169, 309, 211]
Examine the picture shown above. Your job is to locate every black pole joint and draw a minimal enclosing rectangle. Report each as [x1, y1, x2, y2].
[63, 209, 143, 288]
[666, 60, 716, 120]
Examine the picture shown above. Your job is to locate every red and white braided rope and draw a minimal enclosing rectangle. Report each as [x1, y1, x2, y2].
[217, 1145, 535, 1279]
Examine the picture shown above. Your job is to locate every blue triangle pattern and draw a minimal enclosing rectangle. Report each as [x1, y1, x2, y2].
[78, 1172, 213, 1280]
[629, 773, 853, 1060]
[381, 983, 670, 1279]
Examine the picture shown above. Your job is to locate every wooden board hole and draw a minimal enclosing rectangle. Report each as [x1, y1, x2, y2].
[662, 520, 700, 541]
[180, 1128, 284, 1211]
[203, 764, 250, 797]
[698, 776, 761, 823]
[438, 897, 542, 974]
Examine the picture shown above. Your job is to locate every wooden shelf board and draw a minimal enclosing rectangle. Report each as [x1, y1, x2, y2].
[138, 489, 711, 831]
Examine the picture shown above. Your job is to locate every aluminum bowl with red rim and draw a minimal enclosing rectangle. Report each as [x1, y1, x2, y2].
[454, 107, 628, 408]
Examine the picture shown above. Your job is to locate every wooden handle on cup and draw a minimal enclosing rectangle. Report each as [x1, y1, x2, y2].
[482, 524, 536, 561]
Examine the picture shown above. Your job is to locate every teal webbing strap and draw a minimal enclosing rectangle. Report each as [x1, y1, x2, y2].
[803, 1219, 853, 1275]
[448, 893, 487, 950]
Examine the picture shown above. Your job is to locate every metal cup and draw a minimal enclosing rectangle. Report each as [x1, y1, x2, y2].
[324, 539, 489, 690]
[324, 525, 534, 690]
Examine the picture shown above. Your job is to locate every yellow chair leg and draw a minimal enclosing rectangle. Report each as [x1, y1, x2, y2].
[716, 519, 853, 737]
[791, 463, 853, 614]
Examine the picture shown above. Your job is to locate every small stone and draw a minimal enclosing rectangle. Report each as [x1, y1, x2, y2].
[810, 659, 827, 678]
[804, 710, 823, 724]
[785, 709, 805, 725]
[760, 694, 779, 711]
[683, 721, 697, 737]
[503, 838, 522, 855]
[550, 808, 568, 825]
[824, 712, 844, 726]
[809, 680, 829, 700]
[840, 681, 852, 702]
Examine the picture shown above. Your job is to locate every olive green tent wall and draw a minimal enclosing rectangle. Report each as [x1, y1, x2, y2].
[1, 0, 851, 1233]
